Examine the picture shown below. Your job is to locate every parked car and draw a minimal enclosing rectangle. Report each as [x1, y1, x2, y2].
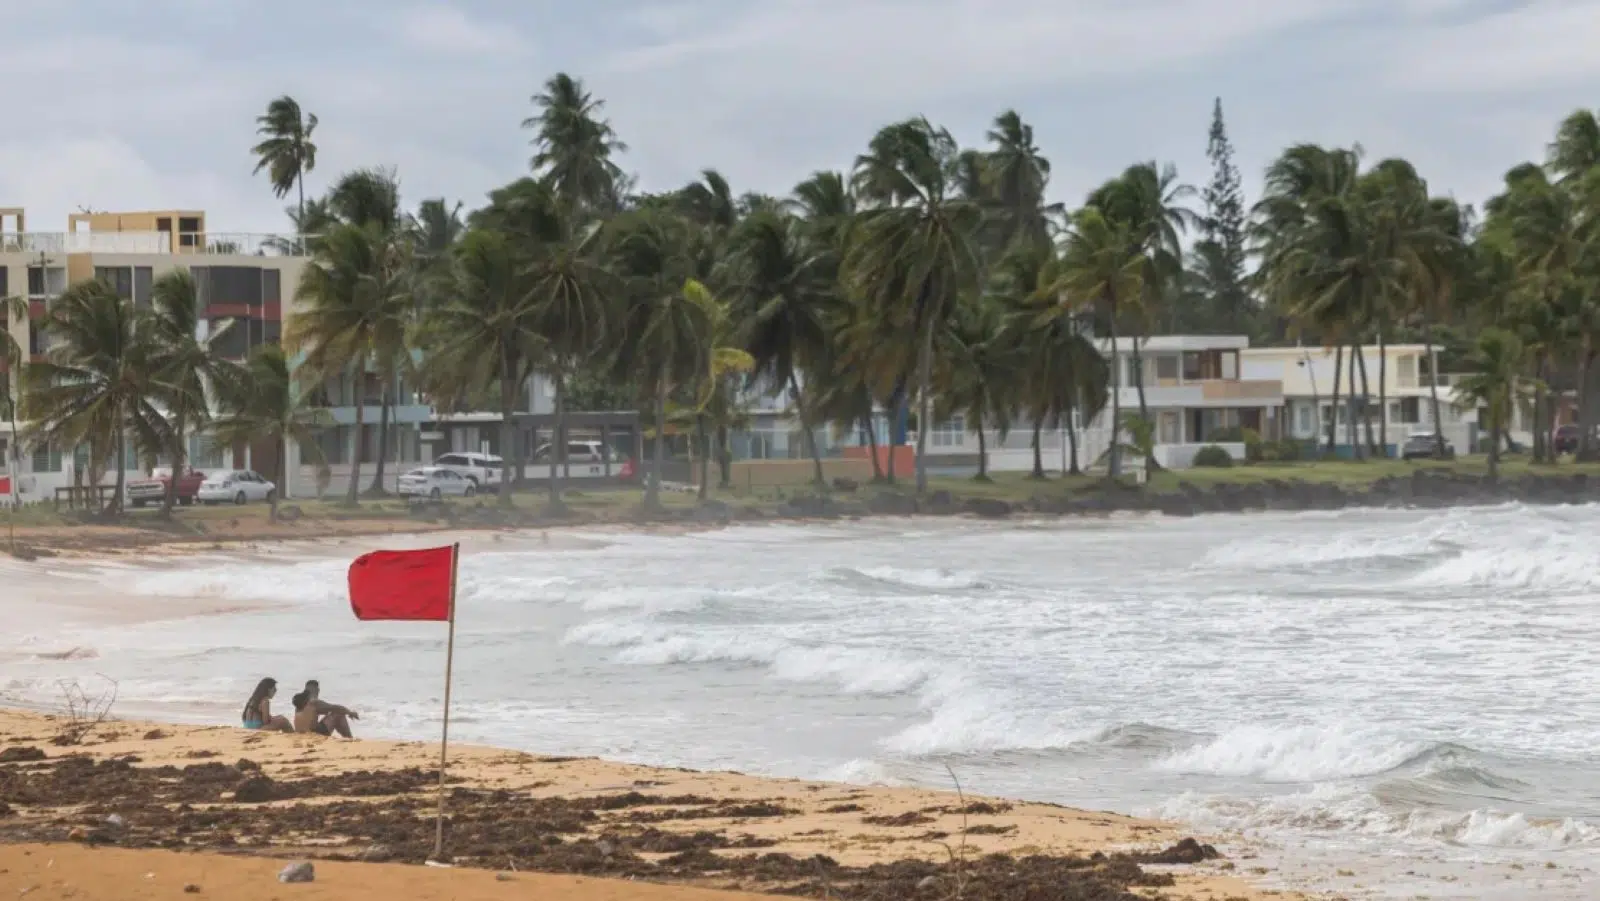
[127, 467, 207, 508]
[533, 440, 611, 465]
[432, 452, 504, 492]
[1401, 432, 1455, 461]
[197, 470, 276, 505]
[398, 466, 476, 501]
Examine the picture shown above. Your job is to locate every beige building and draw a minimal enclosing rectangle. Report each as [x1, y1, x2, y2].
[1, 207, 308, 500]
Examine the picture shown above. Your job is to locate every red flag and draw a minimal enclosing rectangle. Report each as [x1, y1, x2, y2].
[348, 546, 456, 621]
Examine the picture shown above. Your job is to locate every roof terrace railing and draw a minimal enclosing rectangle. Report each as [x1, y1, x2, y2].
[0, 231, 310, 256]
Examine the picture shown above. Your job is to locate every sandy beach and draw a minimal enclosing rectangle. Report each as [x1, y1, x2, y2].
[0, 708, 1301, 901]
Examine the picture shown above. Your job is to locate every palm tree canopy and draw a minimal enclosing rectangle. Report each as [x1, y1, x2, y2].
[523, 72, 629, 214]
[250, 95, 318, 199]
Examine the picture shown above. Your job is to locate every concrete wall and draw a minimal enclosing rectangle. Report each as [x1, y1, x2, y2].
[707, 458, 875, 490]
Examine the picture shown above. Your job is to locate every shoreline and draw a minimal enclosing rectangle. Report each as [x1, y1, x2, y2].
[6, 464, 1600, 558]
[0, 708, 1308, 900]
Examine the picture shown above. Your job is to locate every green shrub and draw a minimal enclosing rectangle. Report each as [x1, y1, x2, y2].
[1274, 439, 1304, 462]
[1192, 445, 1234, 468]
[1241, 428, 1264, 462]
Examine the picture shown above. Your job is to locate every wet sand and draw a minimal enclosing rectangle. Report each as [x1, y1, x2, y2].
[0, 709, 1308, 900]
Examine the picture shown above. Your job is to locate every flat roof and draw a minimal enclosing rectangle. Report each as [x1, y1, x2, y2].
[1096, 335, 1252, 352]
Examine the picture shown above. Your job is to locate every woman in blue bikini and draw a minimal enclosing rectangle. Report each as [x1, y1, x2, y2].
[241, 677, 293, 732]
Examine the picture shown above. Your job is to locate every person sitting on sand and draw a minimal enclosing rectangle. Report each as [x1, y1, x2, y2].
[241, 678, 293, 732]
[291, 679, 358, 738]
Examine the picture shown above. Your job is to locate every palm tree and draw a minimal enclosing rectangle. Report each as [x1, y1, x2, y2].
[607, 209, 710, 509]
[524, 73, 629, 215]
[288, 222, 412, 504]
[938, 297, 1020, 480]
[416, 228, 544, 507]
[210, 345, 334, 521]
[678, 290, 755, 499]
[1454, 328, 1525, 480]
[1057, 207, 1143, 478]
[251, 96, 319, 230]
[1087, 163, 1198, 463]
[847, 118, 985, 495]
[1254, 144, 1390, 459]
[522, 196, 614, 512]
[25, 280, 170, 516]
[723, 208, 834, 486]
[1, 294, 25, 544]
[146, 270, 235, 516]
[985, 111, 1059, 254]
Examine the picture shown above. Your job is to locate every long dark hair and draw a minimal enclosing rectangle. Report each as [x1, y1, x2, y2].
[242, 678, 276, 721]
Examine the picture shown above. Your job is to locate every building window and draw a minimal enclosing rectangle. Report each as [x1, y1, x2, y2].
[133, 266, 153, 308]
[32, 442, 62, 473]
[1182, 352, 1202, 381]
[1156, 355, 1179, 381]
[1297, 404, 1312, 434]
[931, 415, 966, 448]
[1220, 351, 1238, 380]
[27, 266, 66, 297]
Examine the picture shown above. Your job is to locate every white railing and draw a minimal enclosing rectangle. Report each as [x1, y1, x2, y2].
[0, 231, 307, 257]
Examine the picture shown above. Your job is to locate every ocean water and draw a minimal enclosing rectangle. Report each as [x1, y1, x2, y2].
[3, 506, 1598, 898]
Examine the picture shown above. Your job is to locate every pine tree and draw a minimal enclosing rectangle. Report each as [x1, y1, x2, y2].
[1196, 98, 1252, 335]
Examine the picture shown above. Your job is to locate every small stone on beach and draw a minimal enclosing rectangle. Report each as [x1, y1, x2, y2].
[277, 861, 314, 883]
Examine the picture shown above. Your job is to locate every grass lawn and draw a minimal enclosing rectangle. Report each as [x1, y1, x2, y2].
[6, 454, 1596, 544]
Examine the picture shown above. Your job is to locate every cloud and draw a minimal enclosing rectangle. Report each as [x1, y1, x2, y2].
[0, 0, 1595, 237]
[388, 5, 531, 57]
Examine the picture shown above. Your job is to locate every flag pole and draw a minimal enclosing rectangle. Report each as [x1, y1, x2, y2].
[431, 542, 460, 863]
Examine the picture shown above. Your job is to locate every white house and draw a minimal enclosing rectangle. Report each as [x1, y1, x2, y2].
[1240, 344, 1526, 456]
[920, 334, 1286, 473]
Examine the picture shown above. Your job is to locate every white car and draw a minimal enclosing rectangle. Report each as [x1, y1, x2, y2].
[398, 466, 476, 501]
[433, 452, 504, 492]
[197, 470, 276, 505]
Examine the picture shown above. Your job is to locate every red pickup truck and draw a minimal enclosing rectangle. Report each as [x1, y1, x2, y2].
[127, 468, 207, 508]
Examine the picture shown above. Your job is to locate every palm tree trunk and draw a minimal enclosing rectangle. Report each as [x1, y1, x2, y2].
[1347, 342, 1362, 460]
[716, 421, 732, 488]
[696, 415, 709, 501]
[112, 415, 127, 516]
[1578, 343, 1596, 461]
[498, 353, 516, 508]
[1377, 327, 1389, 457]
[1355, 343, 1377, 457]
[1488, 397, 1503, 480]
[1536, 355, 1552, 464]
[646, 375, 666, 510]
[163, 422, 185, 518]
[788, 372, 826, 487]
[1105, 297, 1123, 479]
[369, 381, 392, 495]
[1424, 322, 1447, 457]
[862, 411, 883, 482]
[271, 434, 284, 522]
[548, 371, 566, 510]
[915, 306, 935, 496]
[974, 413, 989, 481]
[1066, 406, 1081, 475]
[345, 371, 365, 506]
[1030, 420, 1044, 479]
[887, 383, 904, 486]
[1328, 345, 1344, 456]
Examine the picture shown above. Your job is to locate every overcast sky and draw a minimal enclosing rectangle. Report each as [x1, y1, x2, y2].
[2, 0, 1596, 235]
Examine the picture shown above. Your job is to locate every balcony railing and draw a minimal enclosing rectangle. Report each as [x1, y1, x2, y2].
[0, 231, 308, 257]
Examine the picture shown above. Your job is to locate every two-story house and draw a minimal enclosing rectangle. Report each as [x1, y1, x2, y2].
[1239, 344, 1515, 457]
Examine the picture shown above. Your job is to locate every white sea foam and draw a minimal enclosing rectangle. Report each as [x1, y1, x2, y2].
[1155, 784, 1600, 851]
[9, 505, 1596, 899]
[1157, 724, 1431, 782]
